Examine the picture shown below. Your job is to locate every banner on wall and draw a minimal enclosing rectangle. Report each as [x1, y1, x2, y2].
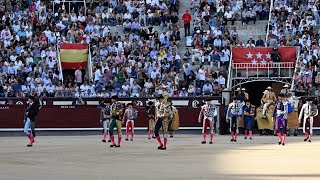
[232, 47, 296, 65]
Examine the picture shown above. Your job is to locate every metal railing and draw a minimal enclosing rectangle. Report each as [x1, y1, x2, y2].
[232, 62, 295, 79]
[52, 0, 87, 15]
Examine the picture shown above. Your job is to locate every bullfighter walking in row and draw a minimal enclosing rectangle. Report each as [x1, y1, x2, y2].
[100, 99, 111, 143]
[123, 103, 138, 141]
[272, 93, 288, 145]
[226, 97, 241, 142]
[109, 96, 124, 148]
[146, 101, 156, 139]
[198, 98, 217, 144]
[23, 96, 40, 147]
[299, 97, 318, 142]
[243, 99, 256, 140]
[154, 92, 173, 150]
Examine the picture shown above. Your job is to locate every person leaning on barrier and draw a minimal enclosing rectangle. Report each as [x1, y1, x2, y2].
[271, 46, 281, 63]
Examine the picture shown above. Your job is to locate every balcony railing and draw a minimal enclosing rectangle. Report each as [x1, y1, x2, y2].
[232, 62, 295, 79]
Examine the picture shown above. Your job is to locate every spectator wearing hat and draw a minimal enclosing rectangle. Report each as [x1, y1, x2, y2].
[280, 84, 291, 97]
[242, 88, 249, 100]
[235, 88, 245, 102]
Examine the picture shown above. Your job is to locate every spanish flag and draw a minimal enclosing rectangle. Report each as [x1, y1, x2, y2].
[60, 43, 88, 69]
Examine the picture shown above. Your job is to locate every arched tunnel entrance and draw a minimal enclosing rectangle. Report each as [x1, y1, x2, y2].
[233, 81, 286, 106]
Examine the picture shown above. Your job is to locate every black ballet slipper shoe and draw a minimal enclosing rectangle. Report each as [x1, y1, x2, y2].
[159, 147, 167, 150]
[201, 141, 206, 144]
[102, 139, 106, 143]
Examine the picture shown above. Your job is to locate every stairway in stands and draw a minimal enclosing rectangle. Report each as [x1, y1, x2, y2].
[225, 20, 268, 43]
[177, 1, 192, 58]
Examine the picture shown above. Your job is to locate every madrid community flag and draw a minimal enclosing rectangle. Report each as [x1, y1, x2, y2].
[60, 43, 88, 69]
[232, 47, 296, 64]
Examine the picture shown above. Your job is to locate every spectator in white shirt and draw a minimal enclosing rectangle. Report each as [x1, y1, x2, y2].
[247, 8, 256, 25]
[217, 75, 226, 88]
[224, 8, 235, 25]
[121, 81, 130, 93]
[198, 65, 206, 90]
[94, 67, 102, 84]
[130, 80, 141, 97]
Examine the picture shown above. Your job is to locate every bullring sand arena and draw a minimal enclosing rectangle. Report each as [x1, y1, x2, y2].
[1, 134, 320, 180]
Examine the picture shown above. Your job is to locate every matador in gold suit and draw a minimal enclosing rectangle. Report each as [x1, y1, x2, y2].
[154, 92, 172, 150]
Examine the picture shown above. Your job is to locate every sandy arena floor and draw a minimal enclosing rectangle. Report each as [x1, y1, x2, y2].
[0, 134, 319, 180]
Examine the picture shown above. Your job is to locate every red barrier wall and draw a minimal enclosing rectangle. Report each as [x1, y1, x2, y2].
[0, 98, 218, 129]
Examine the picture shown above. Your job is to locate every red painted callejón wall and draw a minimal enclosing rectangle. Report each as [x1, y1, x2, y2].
[0, 97, 224, 129]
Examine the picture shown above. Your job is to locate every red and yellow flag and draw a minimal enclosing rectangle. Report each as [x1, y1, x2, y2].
[60, 44, 88, 69]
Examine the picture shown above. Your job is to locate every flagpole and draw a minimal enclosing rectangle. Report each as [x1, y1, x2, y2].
[265, 0, 274, 45]
[290, 46, 300, 93]
[226, 46, 233, 90]
[57, 43, 64, 83]
[87, 44, 93, 81]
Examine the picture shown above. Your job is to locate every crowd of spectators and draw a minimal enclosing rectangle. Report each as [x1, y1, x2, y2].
[189, 0, 269, 82]
[266, 0, 320, 97]
[0, 0, 228, 99]
[5, 0, 316, 99]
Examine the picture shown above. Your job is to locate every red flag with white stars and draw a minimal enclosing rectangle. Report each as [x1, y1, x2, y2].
[232, 47, 296, 64]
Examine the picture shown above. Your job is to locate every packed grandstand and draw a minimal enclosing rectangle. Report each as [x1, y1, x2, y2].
[0, 0, 318, 100]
